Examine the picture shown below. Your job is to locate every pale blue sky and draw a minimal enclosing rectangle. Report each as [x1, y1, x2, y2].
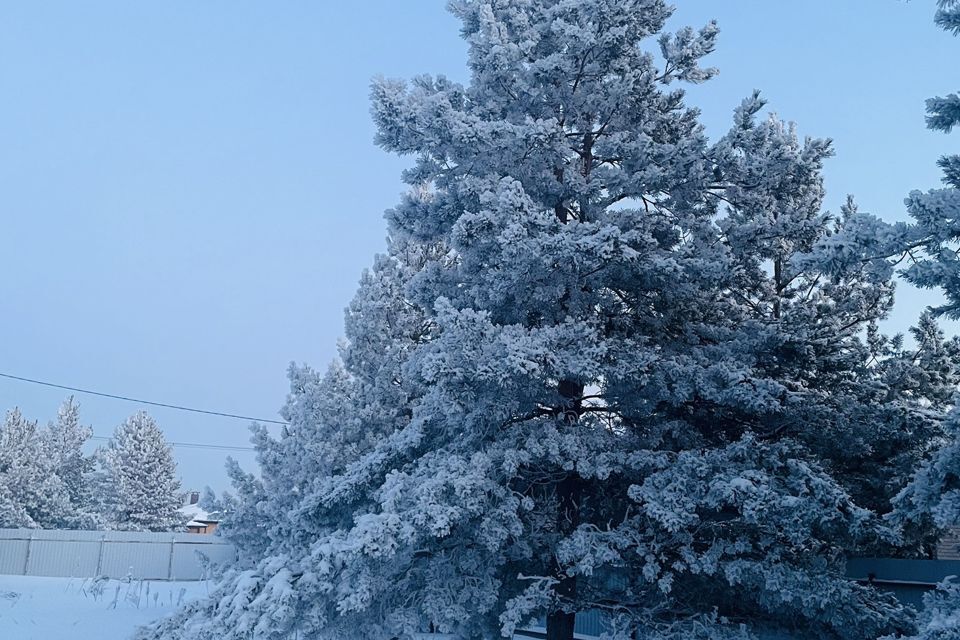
[0, 1, 956, 491]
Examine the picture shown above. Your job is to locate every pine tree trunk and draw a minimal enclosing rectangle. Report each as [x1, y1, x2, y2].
[773, 255, 782, 320]
[546, 609, 577, 640]
[547, 132, 591, 639]
[546, 381, 583, 640]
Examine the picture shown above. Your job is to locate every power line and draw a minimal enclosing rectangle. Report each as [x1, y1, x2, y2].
[0, 372, 288, 426]
[89, 435, 255, 453]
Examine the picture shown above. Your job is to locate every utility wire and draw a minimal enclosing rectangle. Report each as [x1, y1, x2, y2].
[89, 435, 255, 453]
[0, 371, 288, 425]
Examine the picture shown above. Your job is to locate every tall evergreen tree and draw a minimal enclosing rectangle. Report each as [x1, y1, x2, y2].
[100, 411, 183, 532]
[872, 4, 960, 639]
[42, 397, 100, 528]
[890, 0, 960, 315]
[142, 2, 958, 639]
[0, 408, 73, 528]
[889, 0, 960, 566]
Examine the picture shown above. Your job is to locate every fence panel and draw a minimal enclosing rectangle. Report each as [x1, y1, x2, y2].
[28, 538, 101, 577]
[100, 539, 174, 580]
[171, 539, 237, 580]
[0, 533, 29, 575]
[0, 528, 236, 580]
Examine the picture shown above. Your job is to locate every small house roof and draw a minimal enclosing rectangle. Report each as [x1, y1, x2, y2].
[179, 503, 220, 528]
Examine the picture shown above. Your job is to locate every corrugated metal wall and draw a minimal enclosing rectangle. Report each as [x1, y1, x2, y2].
[517, 610, 605, 639]
[936, 525, 960, 560]
[0, 528, 236, 580]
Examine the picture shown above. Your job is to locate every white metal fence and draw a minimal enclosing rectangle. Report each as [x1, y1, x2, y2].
[0, 528, 236, 580]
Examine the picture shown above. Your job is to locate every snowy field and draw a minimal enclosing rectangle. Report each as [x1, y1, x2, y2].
[0, 575, 209, 640]
[0, 576, 461, 640]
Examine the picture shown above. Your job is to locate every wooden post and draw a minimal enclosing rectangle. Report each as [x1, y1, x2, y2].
[96, 534, 106, 576]
[167, 536, 176, 580]
[22, 532, 33, 575]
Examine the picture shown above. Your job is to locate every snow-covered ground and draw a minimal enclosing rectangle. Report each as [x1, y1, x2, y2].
[0, 575, 209, 640]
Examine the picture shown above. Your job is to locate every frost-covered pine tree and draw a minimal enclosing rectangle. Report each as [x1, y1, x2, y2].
[100, 411, 184, 532]
[44, 397, 92, 507]
[875, 5, 960, 640]
[894, 0, 960, 314]
[0, 408, 73, 528]
[887, 0, 960, 555]
[885, 578, 960, 640]
[887, 0, 960, 530]
[936, 0, 960, 36]
[141, 2, 960, 639]
[141, 238, 437, 639]
[41, 397, 100, 528]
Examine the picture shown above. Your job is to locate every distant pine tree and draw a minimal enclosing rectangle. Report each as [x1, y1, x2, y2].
[42, 397, 100, 528]
[100, 411, 183, 532]
[0, 408, 73, 528]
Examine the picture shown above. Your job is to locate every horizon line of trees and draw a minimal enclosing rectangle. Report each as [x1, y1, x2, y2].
[0, 397, 186, 533]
